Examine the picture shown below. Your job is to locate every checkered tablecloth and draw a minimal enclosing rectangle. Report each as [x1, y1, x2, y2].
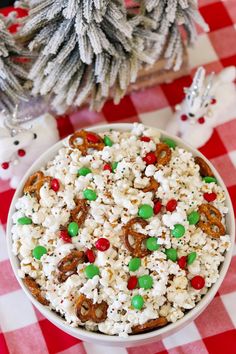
[1, 1, 236, 353]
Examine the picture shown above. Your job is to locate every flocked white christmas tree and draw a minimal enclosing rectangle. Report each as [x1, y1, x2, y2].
[142, 0, 209, 70]
[16, 0, 208, 112]
[0, 14, 28, 112]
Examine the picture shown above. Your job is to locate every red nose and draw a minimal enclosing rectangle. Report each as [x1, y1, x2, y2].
[1, 162, 9, 170]
[18, 149, 26, 157]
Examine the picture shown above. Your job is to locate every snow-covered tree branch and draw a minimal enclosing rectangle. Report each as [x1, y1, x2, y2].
[0, 14, 28, 112]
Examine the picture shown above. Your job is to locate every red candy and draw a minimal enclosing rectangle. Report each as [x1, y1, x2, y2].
[181, 114, 188, 121]
[51, 178, 60, 192]
[203, 192, 217, 202]
[166, 199, 177, 212]
[143, 152, 157, 165]
[86, 133, 100, 143]
[60, 230, 72, 243]
[211, 98, 217, 105]
[85, 249, 96, 263]
[95, 238, 110, 252]
[18, 149, 26, 157]
[140, 136, 151, 142]
[154, 200, 162, 215]
[103, 164, 112, 172]
[191, 275, 205, 290]
[127, 276, 138, 290]
[1, 162, 9, 170]
[198, 117, 205, 125]
[178, 256, 187, 270]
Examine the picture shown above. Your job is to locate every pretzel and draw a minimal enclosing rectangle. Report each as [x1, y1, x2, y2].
[143, 177, 159, 193]
[57, 250, 85, 282]
[155, 143, 172, 166]
[198, 203, 226, 238]
[23, 275, 49, 305]
[76, 294, 108, 323]
[132, 317, 168, 334]
[69, 130, 104, 156]
[71, 199, 89, 226]
[123, 217, 150, 258]
[23, 171, 51, 200]
[194, 156, 214, 177]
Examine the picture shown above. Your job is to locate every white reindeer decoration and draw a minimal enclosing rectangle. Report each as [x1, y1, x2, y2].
[0, 107, 59, 189]
[166, 66, 236, 148]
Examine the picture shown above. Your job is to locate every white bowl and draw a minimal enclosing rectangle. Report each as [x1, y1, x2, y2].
[7, 123, 235, 347]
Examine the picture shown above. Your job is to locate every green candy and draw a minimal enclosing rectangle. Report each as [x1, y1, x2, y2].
[146, 237, 160, 251]
[187, 211, 200, 225]
[187, 252, 197, 265]
[17, 217, 32, 225]
[104, 135, 113, 147]
[68, 222, 79, 237]
[138, 275, 153, 289]
[85, 264, 100, 279]
[162, 138, 177, 149]
[78, 167, 92, 176]
[138, 204, 154, 219]
[33, 245, 47, 260]
[111, 161, 118, 172]
[83, 189, 97, 201]
[131, 295, 144, 310]
[171, 224, 185, 238]
[165, 248, 178, 262]
[129, 257, 141, 272]
[203, 176, 217, 184]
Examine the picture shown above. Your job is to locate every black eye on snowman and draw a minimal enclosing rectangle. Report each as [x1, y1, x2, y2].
[188, 113, 195, 117]
[33, 133, 37, 139]
[14, 140, 19, 145]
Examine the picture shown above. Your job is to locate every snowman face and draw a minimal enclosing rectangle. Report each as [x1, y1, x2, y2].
[0, 129, 36, 163]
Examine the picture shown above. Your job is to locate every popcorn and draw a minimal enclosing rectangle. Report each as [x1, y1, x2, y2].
[11, 124, 230, 337]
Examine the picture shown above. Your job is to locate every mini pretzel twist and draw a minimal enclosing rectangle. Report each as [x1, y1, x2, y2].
[76, 294, 108, 323]
[23, 275, 49, 305]
[143, 177, 159, 193]
[57, 250, 85, 282]
[155, 143, 172, 166]
[198, 203, 226, 238]
[123, 217, 150, 258]
[194, 156, 214, 177]
[23, 171, 51, 200]
[69, 130, 104, 156]
[132, 317, 168, 334]
[71, 199, 89, 226]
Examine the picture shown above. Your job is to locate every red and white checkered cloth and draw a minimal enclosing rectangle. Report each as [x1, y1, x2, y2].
[1, 1, 236, 353]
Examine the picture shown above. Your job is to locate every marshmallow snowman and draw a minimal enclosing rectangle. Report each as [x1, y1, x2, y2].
[0, 113, 59, 189]
[166, 66, 236, 148]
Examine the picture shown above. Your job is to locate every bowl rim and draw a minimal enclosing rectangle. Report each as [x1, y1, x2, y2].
[6, 123, 235, 344]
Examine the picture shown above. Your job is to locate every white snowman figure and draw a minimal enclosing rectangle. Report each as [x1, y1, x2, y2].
[0, 109, 59, 189]
[166, 66, 236, 148]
